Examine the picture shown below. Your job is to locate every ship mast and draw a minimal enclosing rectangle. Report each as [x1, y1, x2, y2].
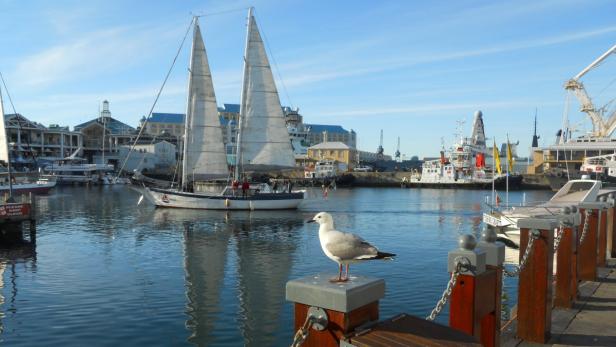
[234, 7, 254, 181]
[181, 17, 197, 191]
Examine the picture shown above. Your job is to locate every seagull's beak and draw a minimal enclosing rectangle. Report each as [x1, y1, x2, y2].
[306, 219, 316, 223]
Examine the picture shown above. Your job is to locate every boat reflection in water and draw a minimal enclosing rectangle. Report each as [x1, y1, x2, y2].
[152, 209, 303, 346]
[0, 245, 36, 338]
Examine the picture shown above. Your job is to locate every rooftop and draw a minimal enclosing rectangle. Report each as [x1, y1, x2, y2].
[147, 113, 185, 124]
[306, 124, 352, 134]
[309, 141, 351, 150]
[74, 116, 135, 135]
[219, 103, 240, 113]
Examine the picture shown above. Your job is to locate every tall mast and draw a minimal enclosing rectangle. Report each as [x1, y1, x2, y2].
[234, 7, 253, 181]
[181, 17, 197, 191]
[101, 102, 106, 165]
[0, 87, 12, 198]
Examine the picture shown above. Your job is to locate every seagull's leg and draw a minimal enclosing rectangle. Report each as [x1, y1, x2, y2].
[345, 264, 350, 281]
[330, 263, 343, 283]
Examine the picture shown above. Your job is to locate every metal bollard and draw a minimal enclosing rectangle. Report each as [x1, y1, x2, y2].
[608, 193, 616, 258]
[516, 218, 556, 344]
[554, 206, 580, 308]
[286, 274, 384, 347]
[448, 234, 494, 345]
[598, 196, 609, 267]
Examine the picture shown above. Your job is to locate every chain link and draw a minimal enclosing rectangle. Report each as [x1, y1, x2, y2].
[426, 257, 469, 321]
[553, 223, 565, 252]
[504, 230, 539, 277]
[579, 209, 592, 245]
[290, 315, 314, 347]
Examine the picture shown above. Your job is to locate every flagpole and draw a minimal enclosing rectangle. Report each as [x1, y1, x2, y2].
[492, 137, 495, 211]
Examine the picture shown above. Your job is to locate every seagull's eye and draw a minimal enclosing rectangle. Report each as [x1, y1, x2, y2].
[318, 216, 321, 218]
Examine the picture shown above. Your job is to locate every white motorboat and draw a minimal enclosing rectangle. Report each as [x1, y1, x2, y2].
[42, 158, 114, 185]
[483, 178, 602, 262]
[144, 9, 303, 210]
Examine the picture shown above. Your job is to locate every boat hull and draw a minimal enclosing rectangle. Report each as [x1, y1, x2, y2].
[143, 188, 304, 210]
[403, 174, 524, 189]
[0, 182, 56, 195]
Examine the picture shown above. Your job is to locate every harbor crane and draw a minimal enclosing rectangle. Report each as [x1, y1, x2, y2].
[564, 44, 616, 137]
[395, 137, 401, 162]
[377, 129, 384, 160]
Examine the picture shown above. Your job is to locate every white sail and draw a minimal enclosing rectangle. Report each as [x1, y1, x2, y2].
[0, 88, 9, 163]
[237, 9, 295, 171]
[182, 19, 228, 185]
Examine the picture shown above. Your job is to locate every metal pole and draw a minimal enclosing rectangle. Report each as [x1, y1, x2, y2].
[0, 86, 13, 199]
[181, 17, 197, 191]
[492, 137, 495, 210]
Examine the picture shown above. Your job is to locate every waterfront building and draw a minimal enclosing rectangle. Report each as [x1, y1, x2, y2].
[140, 113, 185, 137]
[115, 140, 177, 173]
[74, 100, 136, 164]
[4, 113, 82, 166]
[305, 124, 357, 149]
[138, 103, 357, 166]
[307, 141, 356, 171]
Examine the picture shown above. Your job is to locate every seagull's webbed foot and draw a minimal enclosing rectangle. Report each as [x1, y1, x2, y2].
[329, 277, 349, 283]
[329, 263, 349, 283]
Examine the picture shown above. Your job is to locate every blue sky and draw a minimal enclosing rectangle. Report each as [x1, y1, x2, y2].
[1, 0, 615, 158]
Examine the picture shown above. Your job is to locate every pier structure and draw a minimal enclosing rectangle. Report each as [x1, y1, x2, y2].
[286, 190, 616, 347]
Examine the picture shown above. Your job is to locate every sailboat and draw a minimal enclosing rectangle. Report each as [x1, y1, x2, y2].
[142, 10, 303, 210]
[0, 85, 55, 195]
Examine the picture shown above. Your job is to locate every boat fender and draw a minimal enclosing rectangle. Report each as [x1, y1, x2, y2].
[225, 199, 230, 208]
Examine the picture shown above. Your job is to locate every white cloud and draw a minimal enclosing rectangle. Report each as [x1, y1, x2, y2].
[315, 100, 562, 118]
[12, 22, 185, 88]
[272, 25, 616, 89]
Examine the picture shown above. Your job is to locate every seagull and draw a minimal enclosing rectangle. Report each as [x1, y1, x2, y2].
[307, 212, 396, 282]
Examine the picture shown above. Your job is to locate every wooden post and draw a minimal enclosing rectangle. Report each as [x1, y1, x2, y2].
[447, 234, 493, 346]
[598, 200, 608, 267]
[555, 226, 577, 308]
[608, 194, 616, 258]
[286, 274, 384, 347]
[578, 208, 599, 281]
[554, 207, 580, 308]
[474, 229, 505, 347]
[516, 218, 556, 344]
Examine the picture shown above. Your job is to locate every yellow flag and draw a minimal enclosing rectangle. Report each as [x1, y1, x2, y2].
[507, 140, 514, 172]
[493, 140, 501, 174]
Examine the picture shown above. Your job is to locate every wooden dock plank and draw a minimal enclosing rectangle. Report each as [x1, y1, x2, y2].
[347, 314, 480, 347]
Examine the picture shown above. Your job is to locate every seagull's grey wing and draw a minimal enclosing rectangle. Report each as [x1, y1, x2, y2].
[325, 231, 378, 261]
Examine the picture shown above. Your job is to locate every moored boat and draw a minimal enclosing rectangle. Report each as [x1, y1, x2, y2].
[143, 9, 304, 210]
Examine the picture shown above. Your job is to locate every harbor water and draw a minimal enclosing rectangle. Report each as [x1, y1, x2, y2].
[0, 186, 552, 346]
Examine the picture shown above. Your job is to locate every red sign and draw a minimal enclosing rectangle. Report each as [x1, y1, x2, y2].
[0, 203, 31, 218]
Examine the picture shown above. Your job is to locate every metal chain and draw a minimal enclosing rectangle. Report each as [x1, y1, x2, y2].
[426, 257, 469, 321]
[553, 223, 565, 252]
[290, 315, 314, 347]
[504, 231, 539, 277]
[579, 210, 592, 245]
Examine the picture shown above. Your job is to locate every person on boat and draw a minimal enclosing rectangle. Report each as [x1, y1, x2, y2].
[272, 180, 278, 193]
[287, 180, 293, 193]
[241, 178, 250, 198]
[232, 179, 239, 196]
